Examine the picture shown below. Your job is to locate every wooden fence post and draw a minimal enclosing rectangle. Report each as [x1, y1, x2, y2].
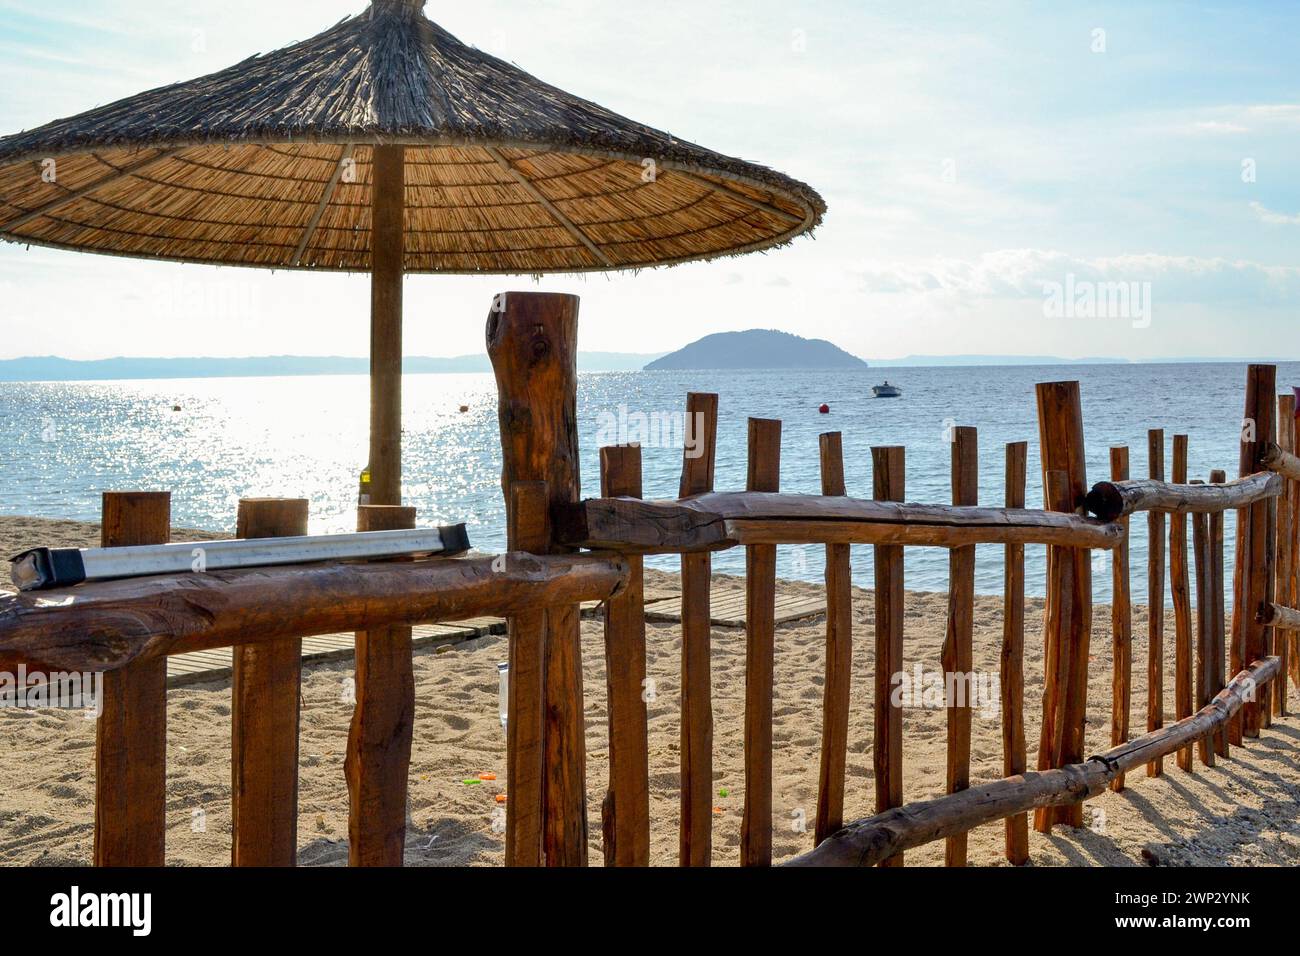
[599, 446, 650, 867]
[345, 503, 417, 866]
[1035, 382, 1091, 831]
[872, 446, 906, 867]
[487, 291, 587, 866]
[1287, 401, 1300, 692]
[815, 433, 852, 847]
[1109, 447, 1133, 792]
[1170, 436, 1194, 771]
[678, 391, 718, 867]
[504, 481, 548, 866]
[1002, 442, 1029, 863]
[1237, 364, 1276, 737]
[231, 497, 309, 867]
[944, 426, 977, 864]
[1210, 470, 1230, 758]
[742, 417, 781, 867]
[94, 491, 170, 867]
[1275, 392, 1295, 716]
[1147, 430, 1167, 773]
[1191, 484, 1215, 768]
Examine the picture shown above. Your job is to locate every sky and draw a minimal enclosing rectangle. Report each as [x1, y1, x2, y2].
[0, 0, 1297, 362]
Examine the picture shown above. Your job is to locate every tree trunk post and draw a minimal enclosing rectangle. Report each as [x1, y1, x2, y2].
[1237, 365, 1276, 737]
[487, 291, 587, 866]
[346, 503, 418, 866]
[1035, 381, 1092, 830]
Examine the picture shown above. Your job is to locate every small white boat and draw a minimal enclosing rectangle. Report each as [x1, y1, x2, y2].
[872, 381, 903, 399]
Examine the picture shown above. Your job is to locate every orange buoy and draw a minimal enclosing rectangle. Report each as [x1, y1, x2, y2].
[495, 794, 507, 804]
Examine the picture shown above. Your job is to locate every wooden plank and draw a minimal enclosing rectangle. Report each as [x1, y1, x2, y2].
[1002, 442, 1029, 863]
[345, 504, 418, 867]
[231, 498, 308, 867]
[872, 446, 906, 866]
[742, 417, 781, 867]
[1170, 436, 1194, 772]
[166, 625, 482, 687]
[1147, 430, 1167, 774]
[1035, 381, 1092, 831]
[504, 482, 548, 867]
[815, 433, 852, 847]
[487, 291, 587, 867]
[599, 446, 651, 867]
[1109, 447, 1133, 793]
[94, 492, 170, 868]
[368, 143, 405, 506]
[1191, 484, 1215, 768]
[644, 591, 825, 627]
[944, 427, 977, 864]
[1238, 365, 1277, 737]
[678, 391, 718, 867]
[1210, 470, 1230, 759]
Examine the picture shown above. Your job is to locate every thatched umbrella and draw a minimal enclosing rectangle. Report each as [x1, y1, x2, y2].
[0, 0, 824, 506]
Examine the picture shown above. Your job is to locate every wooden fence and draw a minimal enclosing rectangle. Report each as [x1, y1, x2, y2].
[0, 291, 1296, 867]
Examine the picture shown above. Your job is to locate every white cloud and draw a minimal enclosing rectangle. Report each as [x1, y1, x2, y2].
[1250, 202, 1300, 225]
[856, 250, 1300, 304]
[1188, 121, 1248, 135]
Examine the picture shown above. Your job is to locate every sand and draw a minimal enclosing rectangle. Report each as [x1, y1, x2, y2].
[2, 514, 1298, 867]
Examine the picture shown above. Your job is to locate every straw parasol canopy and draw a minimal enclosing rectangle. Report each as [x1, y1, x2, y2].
[0, 0, 824, 501]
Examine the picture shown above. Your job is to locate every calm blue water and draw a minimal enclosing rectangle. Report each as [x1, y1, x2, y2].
[2, 362, 1295, 602]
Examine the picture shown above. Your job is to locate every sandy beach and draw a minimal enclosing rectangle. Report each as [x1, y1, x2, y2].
[2, 514, 1298, 867]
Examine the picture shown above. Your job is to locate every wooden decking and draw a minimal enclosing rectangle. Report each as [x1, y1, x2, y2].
[163, 585, 826, 686]
[166, 618, 507, 687]
[644, 588, 825, 628]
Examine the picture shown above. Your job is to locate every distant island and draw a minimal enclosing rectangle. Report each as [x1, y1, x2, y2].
[0, 351, 665, 382]
[645, 329, 868, 371]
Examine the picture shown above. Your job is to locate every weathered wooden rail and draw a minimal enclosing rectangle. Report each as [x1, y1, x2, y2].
[0, 290, 1295, 868]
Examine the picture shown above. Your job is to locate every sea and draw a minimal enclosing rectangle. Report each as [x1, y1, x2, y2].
[2, 361, 1297, 603]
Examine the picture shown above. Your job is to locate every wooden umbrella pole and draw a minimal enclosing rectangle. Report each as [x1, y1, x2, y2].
[370, 144, 406, 506]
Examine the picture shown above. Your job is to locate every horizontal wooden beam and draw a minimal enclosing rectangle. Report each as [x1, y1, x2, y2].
[1085, 471, 1282, 522]
[555, 492, 1124, 554]
[1263, 442, 1300, 482]
[0, 553, 628, 674]
[786, 655, 1280, 867]
[1261, 603, 1300, 632]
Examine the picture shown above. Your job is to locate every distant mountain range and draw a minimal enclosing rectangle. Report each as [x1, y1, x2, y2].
[645, 330, 868, 370]
[1, 349, 1293, 382]
[0, 352, 664, 382]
